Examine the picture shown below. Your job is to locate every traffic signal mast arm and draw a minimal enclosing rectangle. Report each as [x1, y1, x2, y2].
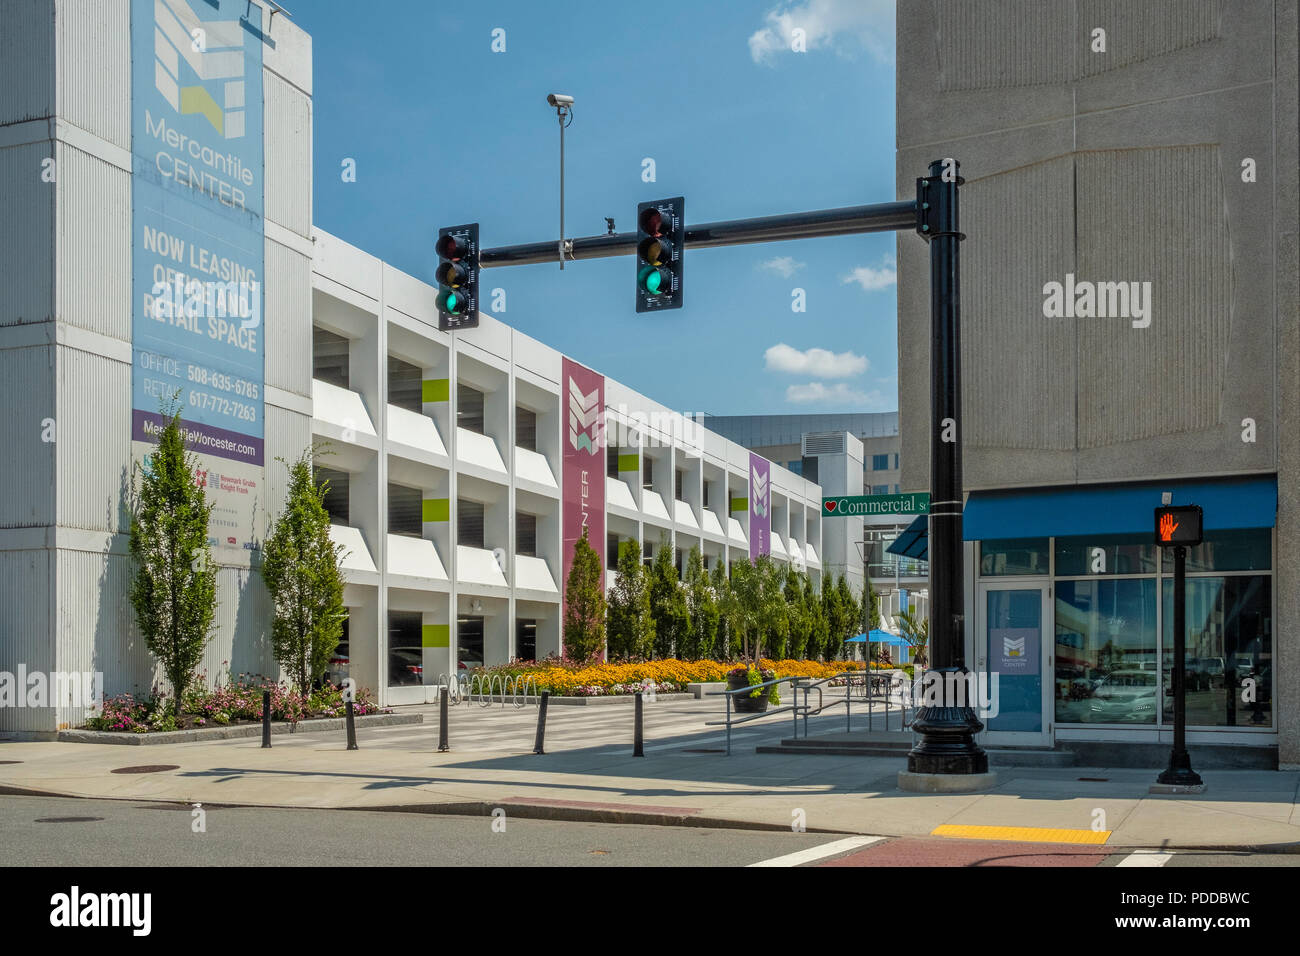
[477, 200, 920, 267]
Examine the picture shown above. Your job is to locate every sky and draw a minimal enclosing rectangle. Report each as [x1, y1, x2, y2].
[293, 0, 898, 418]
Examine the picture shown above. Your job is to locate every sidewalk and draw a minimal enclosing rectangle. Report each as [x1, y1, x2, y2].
[1, 711, 1297, 849]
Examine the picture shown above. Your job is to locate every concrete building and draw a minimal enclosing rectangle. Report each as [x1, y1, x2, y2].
[0, 0, 824, 735]
[897, 1, 1295, 766]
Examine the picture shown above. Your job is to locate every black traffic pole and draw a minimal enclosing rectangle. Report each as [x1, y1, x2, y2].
[1158, 544, 1203, 786]
[633, 691, 644, 757]
[438, 684, 450, 752]
[533, 690, 550, 755]
[906, 159, 987, 776]
[261, 689, 271, 748]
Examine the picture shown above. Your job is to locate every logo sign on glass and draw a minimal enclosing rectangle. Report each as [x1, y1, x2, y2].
[1154, 505, 1203, 547]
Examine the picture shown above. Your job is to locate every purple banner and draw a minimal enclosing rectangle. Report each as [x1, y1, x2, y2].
[562, 358, 605, 618]
[133, 409, 264, 466]
[748, 451, 770, 560]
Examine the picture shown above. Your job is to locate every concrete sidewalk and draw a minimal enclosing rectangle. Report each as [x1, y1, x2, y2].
[1, 724, 1298, 849]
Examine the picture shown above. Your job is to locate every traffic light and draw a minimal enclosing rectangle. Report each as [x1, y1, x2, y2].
[636, 197, 684, 312]
[435, 223, 479, 331]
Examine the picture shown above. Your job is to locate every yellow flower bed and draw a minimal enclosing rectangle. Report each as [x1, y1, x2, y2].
[523, 658, 869, 696]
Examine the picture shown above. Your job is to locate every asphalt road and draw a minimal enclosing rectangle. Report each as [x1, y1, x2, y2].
[3, 795, 1296, 868]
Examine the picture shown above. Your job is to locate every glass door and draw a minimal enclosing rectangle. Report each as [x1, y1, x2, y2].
[976, 583, 1053, 747]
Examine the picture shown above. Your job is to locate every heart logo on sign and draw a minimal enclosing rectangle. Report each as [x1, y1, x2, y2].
[824, 500, 837, 514]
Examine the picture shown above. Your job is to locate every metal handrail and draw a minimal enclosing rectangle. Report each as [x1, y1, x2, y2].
[705, 675, 810, 755]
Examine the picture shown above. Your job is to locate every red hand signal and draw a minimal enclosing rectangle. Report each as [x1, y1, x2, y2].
[1159, 513, 1179, 541]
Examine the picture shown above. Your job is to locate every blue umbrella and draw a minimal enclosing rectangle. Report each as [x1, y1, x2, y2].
[847, 629, 910, 646]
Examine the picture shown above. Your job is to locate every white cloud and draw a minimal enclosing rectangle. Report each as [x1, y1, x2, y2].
[757, 255, 805, 278]
[785, 382, 879, 405]
[765, 343, 867, 378]
[749, 0, 895, 65]
[842, 253, 897, 292]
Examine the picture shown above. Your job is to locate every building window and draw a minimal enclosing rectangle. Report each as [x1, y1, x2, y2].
[979, 538, 1050, 576]
[387, 611, 424, 687]
[702, 481, 710, 508]
[1055, 533, 1156, 576]
[516, 407, 537, 451]
[457, 616, 484, 669]
[516, 512, 537, 557]
[516, 619, 537, 662]
[607, 533, 620, 570]
[315, 467, 349, 526]
[1055, 579, 1159, 724]
[313, 327, 349, 388]
[675, 469, 684, 502]
[869, 484, 888, 495]
[457, 498, 484, 549]
[388, 483, 423, 537]
[388, 355, 423, 412]
[675, 548, 683, 580]
[893, 453, 900, 469]
[787, 460, 801, 475]
[643, 457, 654, 490]
[872, 454, 890, 471]
[457, 383, 485, 434]
[893, 484, 900, 494]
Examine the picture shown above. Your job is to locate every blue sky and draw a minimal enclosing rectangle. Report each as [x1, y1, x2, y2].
[294, 0, 898, 417]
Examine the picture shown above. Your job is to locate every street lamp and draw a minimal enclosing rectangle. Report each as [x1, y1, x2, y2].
[547, 93, 575, 270]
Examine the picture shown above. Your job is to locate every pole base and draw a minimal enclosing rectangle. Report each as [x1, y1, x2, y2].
[907, 704, 988, 775]
[1156, 750, 1203, 788]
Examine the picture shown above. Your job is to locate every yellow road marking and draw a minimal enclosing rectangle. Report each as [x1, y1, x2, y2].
[932, 824, 1111, 845]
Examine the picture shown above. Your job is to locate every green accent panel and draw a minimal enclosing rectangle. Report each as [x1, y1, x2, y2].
[422, 378, 450, 403]
[422, 624, 450, 649]
[617, 453, 640, 472]
[422, 498, 450, 522]
[730, 497, 748, 512]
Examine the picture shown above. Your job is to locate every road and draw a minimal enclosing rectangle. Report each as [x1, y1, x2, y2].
[3, 795, 1294, 867]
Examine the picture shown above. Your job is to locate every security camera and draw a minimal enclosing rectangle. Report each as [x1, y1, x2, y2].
[547, 93, 574, 107]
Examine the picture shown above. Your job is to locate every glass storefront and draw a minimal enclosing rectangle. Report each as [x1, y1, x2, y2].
[979, 528, 1273, 731]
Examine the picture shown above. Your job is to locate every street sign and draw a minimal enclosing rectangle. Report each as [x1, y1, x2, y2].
[1154, 505, 1203, 547]
[822, 492, 929, 518]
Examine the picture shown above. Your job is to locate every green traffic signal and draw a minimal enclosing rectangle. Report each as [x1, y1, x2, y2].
[638, 264, 670, 295]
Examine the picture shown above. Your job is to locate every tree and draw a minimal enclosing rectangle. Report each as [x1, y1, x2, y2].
[866, 577, 881, 630]
[836, 574, 860, 659]
[804, 575, 828, 660]
[647, 535, 688, 658]
[712, 563, 741, 660]
[128, 399, 217, 716]
[729, 558, 758, 659]
[261, 449, 346, 693]
[897, 607, 930, 668]
[784, 569, 809, 660]
[750, 555, 789, 663]
[606, 538, 654, 660]
[563, 526, 606, 661]
[682, 546, 719, 660]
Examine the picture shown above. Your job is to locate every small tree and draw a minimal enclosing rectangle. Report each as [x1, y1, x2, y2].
[606, 538, 654, 660]
[261, 449, 346, 693]
[682, 546, 719, 660]
[648, 536, 688, 659]
[897, 607, 930, 668]
[729, 558, 758, 659]
[563, 526, 606, 661]
[129, 399, 217, 716]
[711, 563, 741, 661]
[804, 575, 828, 660]
[835, 574, 860, 659]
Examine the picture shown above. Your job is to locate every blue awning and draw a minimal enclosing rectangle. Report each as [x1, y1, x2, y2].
[962, 476, 1276, 541]
[886, 513, 929, 560]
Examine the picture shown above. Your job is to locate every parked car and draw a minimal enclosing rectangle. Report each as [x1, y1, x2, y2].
[1089, 670, 1158, 721]
[389, 648, 424, 685]
[323, 641, 350, 686]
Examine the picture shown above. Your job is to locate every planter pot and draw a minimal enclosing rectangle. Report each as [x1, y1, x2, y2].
[727, 676, 770, 713]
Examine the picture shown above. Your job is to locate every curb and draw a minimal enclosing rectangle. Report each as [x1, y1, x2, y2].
[541, 693, 695, 706]
[56, 712, 422, 745]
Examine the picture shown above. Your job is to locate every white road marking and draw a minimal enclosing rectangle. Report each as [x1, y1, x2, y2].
[748, 836, 885, 867]
[1116, 850, 1175, 867]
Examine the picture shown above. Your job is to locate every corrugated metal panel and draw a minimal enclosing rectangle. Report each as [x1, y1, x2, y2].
[55, 548, 152, 728]
[962, 156, 1076, 451]
[1078, 0, 1219, 76]
[0, 548, 54, 733]
[265, 238, 312, 395]
[1076, 146, 1231, 447]
[0, 0, 54, 126]
[264, 402, 311, 515]
[0, 345, 56, 528]
[56, 142, 130, 339]
[0, 141, 56, 326]
[56, 0, 130, 148]
[938, 0, 1071, 90]
[205, 564, 276, 683]
[264, 71, 311, 236]
[57, 346, 131, 532]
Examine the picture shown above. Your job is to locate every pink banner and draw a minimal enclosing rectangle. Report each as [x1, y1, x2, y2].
[562, 358, 605, 620]
[749, 451, 770, 560]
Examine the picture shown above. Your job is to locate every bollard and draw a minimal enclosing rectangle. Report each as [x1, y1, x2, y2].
[633, 691, 644, 757]
[533, 690, 549, 754]
[261, 689, 272, 748]
[438, 685, 450, 752]
[345, 699, 359, 750]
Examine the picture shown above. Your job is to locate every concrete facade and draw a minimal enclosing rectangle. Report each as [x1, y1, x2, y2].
[897, 1, 1297, 764]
